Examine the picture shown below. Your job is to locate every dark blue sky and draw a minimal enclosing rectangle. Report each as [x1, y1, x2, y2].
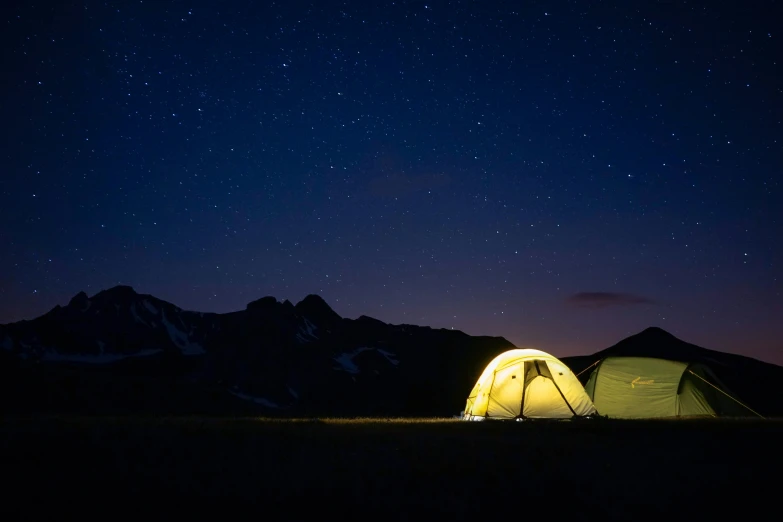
[3, 1, 781, 364]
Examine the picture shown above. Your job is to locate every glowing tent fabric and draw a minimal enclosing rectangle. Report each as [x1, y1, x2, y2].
[583, 356, 750, 418]
[463, 349, 597, 420]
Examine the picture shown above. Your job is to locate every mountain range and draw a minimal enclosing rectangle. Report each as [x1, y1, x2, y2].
[2, 285, 781, 417]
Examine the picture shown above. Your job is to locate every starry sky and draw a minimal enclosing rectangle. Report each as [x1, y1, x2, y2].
[3, 1, 781, 365]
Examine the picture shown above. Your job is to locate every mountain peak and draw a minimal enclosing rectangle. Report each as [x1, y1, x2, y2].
[246, 296, 279, 311]
[298, 293, 328, 306]
[598, 326, 705, 362]
[295, 294, 341, 324]
[68, 291, 89, 308]
[638, 326, 677, 339]
[95, 285, 138, 299]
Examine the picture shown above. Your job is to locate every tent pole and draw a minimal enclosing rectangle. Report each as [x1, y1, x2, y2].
[576, 358, 602, 378]
[518, 361, 527, 419]
[548, 367, 578, 417]
[485, 370, 498, 419]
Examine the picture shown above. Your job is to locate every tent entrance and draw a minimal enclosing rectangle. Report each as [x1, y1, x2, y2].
[516, 359, 577, 419]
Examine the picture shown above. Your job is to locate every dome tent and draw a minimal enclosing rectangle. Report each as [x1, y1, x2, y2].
[583, 356, 758, 418]
[463, 348, 597, 420]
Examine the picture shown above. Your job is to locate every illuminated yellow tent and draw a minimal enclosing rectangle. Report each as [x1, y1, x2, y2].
[463, 349, 598, 420]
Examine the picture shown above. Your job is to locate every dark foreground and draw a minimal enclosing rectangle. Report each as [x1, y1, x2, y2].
[1, 416, 781, 521]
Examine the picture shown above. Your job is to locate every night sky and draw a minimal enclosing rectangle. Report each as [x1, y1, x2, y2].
[3, 1, 781, 365]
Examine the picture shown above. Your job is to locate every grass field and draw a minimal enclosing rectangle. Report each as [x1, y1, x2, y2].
[2, 416, 781, 520]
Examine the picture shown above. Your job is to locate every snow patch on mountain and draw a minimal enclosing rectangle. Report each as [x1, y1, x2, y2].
[288, 387, 299, 399]
[42, 348, 163, 364]
[377, 349, 400, 366]
[303, 318, 318, 338]
[81, 300, 92, 313]
[161, 309, 205, 355]
[130, 303, 148, 325]
[333, 347, 401, 373]
[333, 347, 374, 374]
[295, 317, 320, 343]
[229, 389, 280, 408]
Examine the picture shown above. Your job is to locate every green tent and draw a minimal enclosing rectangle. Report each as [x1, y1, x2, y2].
[584, 356, 755, 418]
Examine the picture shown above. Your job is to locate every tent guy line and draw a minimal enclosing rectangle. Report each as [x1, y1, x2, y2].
[685, 369, 764, 419]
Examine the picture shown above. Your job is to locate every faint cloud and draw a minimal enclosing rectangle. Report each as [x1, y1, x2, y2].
[367, 172, 451, 198]
[566, 292, 657, 309]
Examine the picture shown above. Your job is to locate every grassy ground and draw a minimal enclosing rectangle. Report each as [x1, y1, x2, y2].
[1, 416, 781, 521]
